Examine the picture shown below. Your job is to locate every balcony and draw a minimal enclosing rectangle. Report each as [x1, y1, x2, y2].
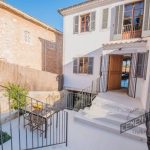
[122, 24, 142, 40]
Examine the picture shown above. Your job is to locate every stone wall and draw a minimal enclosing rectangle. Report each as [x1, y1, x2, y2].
[0, 61, 60, 91]
[0, 3, 63, 74]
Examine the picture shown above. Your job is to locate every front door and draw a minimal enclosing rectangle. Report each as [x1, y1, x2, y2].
[108, 55, 123, 90]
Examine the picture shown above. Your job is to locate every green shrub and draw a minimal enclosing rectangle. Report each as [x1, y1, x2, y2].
[0, 131, 11, 145]
[4, 83, 28, 110]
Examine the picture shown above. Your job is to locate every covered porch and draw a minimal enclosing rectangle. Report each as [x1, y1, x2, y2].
[99, 39, 149, 110]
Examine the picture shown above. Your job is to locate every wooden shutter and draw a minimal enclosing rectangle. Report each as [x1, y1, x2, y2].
[102, 8, 109, 29]
[100, 55, 109, 92]
[73, 58, 78, 73]
[128, 53, 138, 98]
[90, 12, 96, 31]
[88, 57, 94, 74]
[136, 53, 145, 78]
[143, 0, 150, 31]
[73, 16, 79, 34]
[143, 51, 149, 80]
[113, 5, 123, 39]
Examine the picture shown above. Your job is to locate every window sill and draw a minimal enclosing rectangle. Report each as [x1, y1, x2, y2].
[74, 31, 95, 36]
[73, 73, 93, 76]
[100, 28, 109, 32]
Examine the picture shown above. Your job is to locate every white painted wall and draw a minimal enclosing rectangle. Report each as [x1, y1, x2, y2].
[63, 4, 114, 90]
[141, 41, 150, 110]
[63, 0, 150, 109]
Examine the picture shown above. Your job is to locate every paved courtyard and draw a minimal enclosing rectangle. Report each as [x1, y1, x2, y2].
[0, 110, 148, 150]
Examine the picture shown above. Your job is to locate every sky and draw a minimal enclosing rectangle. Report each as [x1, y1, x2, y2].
[5, 0, 85, 32]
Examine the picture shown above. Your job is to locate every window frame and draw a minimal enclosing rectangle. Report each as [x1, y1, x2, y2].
[24, 31, 31, 44]
[123, 1, 144, 30]
[73, 57, 94, 75]
[79, 57, 89, 74]
[80, 13, 90, 33]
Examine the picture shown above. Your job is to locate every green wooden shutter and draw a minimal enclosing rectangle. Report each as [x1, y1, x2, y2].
[143, 0, 150, 30]
[102, 8, 109, 29]
[73, 16, 79, 34]
[88, 57, 94, 74]
[73, 58, 78, 73]
[90, 12, 96, 31]
[113, 5, 123, 40]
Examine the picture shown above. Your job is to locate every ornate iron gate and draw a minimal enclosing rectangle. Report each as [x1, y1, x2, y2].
[0, 85, 68, 150]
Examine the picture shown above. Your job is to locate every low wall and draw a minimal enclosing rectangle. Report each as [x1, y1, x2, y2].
[0, 61, 60, 91]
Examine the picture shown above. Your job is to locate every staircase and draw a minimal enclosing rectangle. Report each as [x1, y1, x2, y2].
[75, 92, 147, 143]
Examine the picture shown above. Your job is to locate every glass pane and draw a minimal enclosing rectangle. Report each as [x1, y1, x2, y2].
[125, 4, 133, 11]
[81, 23, 84, 32]
[86, 15, 90, 21]
[86, 15, 90, 32]
[134, 9, 144, 17]
[124, 11, 132, 18]
[86, 24, 90, 31]
[134, 17, 143, 25]
[135, 2, 144, 9]
[81, 16, 85, 22]
[84, 58, 88, 73]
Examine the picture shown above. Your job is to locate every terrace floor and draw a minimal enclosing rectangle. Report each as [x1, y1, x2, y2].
[0, 110, 147, 150]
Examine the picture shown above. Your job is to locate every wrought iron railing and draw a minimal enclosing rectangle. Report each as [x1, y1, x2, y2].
[0, 85, 68, 150]
[66, 77, 100, 111]
[122, 24, 142, 39]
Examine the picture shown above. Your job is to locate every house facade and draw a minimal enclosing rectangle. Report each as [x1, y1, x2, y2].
[59, 0, 150, 110]
[0, 1, 63, 74]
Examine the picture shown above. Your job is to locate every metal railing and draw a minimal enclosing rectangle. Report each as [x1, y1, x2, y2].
[122, 24, 142, 39]
[66, 77, 100, 111]
[0, 85, 68, 150]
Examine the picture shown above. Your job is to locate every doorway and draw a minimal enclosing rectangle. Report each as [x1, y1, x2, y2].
[107, 55, 131, 92]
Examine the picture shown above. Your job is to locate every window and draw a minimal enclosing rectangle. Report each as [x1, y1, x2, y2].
[73, 12, 96, 34]
[24, 31, 31, 43]
[123, 1, 144, 31]
[81, 14, 90, 32]
[79, 57, 88, 73]
[73, 57, 94, 74]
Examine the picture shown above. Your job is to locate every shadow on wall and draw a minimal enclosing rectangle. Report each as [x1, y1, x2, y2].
[39, 36, 63, 74]
[63, 47, 103, 90]
[0, 61, 59, 91]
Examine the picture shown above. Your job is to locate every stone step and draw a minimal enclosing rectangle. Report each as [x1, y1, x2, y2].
[82, 104, 146, 131]
[85, 103, 144, 121]
[94, 115, 146, 131]
[75, 113, 147, 143]
[92, 100, 144, 116]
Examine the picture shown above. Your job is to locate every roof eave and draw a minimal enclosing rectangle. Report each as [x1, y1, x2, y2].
[0, 1, 62, 35]
[58, 0, 97, 16]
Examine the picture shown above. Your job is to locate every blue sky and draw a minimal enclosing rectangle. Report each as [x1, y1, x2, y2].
[5, 0, 85, 31]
